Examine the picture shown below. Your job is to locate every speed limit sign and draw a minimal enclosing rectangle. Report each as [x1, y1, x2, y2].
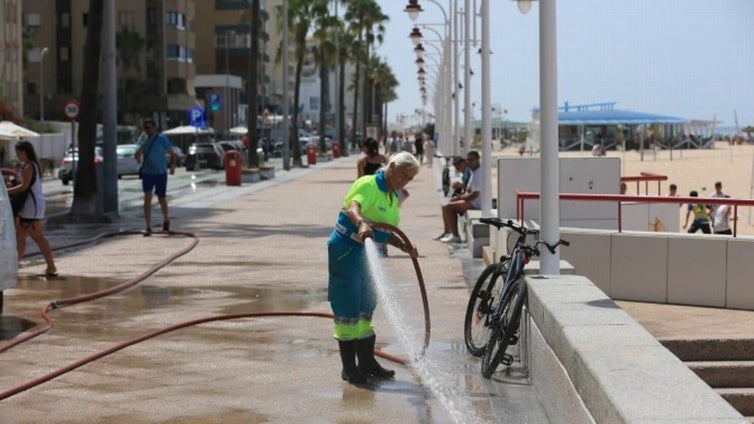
[63, 99, 80, 120]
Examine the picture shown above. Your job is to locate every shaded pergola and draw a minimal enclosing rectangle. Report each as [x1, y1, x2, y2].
[532, 102, 687, 152]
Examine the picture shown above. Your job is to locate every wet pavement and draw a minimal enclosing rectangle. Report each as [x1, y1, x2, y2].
[0, 156, 549, 423]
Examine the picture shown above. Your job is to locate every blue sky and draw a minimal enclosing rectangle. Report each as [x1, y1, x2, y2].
[375, 0, 754, 129]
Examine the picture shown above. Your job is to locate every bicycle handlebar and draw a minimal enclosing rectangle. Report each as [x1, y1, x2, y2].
[479, 217, 570, 255]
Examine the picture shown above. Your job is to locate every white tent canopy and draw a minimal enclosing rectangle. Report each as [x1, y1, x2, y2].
[229, 126, 247, 135]
[0, 121, 40, 140]
[162, 125, 214, 135]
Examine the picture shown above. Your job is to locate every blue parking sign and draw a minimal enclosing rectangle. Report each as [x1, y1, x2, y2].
[189, 106, 205, 128]
[209, 93, 221, 112]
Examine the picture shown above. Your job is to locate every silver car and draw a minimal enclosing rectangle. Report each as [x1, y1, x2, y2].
[116, 144, 141, 178]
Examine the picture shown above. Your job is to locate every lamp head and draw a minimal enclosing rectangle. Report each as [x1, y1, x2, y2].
[409, 27, 423, 46]
[413, 43, 425, 59]
[404, 0, 423, 21]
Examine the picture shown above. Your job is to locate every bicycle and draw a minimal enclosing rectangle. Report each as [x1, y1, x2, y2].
[462, 218, 568, 378]
[434, 153, 453, 197]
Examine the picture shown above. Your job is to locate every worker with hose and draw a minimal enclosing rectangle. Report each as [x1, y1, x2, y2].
[328, 151, 420, 384]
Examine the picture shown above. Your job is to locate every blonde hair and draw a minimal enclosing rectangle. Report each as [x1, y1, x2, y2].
[388, 151, 420, 172]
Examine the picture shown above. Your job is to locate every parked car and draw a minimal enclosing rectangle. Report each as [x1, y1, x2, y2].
[115, 144, 141, 178]
[58, 146, 103, 185]
[218, 140, 245, 154]
[171, 146, 186, 166]
[185, 142, 224, 171]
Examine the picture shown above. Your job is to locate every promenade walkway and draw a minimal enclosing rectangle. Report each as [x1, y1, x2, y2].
[0, 155, 547, 423]
[4, 152, 751, 422]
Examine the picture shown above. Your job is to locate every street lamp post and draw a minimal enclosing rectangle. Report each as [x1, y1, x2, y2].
[39, 47, 49, 150]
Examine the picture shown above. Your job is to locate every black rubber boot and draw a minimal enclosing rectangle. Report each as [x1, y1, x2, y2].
[356, 335, 395, 379]
[338, 340, 367, 384]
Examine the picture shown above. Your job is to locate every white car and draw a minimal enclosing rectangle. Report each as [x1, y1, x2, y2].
[116, 144, 141, 178]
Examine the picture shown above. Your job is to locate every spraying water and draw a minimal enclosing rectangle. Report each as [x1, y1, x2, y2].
[364, 239, 485, 424]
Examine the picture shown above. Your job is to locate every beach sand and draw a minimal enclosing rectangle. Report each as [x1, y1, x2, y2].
[487, 141, 754, 236]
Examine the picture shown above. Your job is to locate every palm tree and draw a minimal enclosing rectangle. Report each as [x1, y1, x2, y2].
[71, 0, 103, 216]
[368, 56, 398, 140]
[335, 29, 355, 157]
[311, 3, 340, 154]
[116, 26, 149, 124]
[275, 0, 321, 167]
[343, 0, 388, 149]
[247, 0, 261, 168]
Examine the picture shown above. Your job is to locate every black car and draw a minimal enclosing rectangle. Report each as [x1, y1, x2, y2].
[185, 142, 224, 171]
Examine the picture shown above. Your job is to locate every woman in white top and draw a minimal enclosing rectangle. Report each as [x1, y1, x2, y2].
[7, 140, 57, 277]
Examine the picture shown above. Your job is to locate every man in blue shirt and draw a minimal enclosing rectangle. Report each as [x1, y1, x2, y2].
[135, 118, 177, 236]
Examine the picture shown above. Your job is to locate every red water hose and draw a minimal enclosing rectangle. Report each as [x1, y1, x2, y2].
[0, 225, 430, 401]
[0, 230, 199, 353]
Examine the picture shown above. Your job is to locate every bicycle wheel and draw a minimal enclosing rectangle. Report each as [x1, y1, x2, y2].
[464, 260, 508, 356]
[442, 168, 450, 196]
[481, 278, 526, 379]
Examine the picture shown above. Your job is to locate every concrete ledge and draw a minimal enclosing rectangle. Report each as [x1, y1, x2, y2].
[241, 169, 261, 184]
[526, 274, 747, 423]
[259, 166, 275, 180]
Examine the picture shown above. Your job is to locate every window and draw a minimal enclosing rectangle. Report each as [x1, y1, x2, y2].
[59, 13, 70, 28]
[27, 82, 38, 96]
[166, 44, 180, 60]
[59, 46, 69, 61]
[167, 78, 186, 94]
[166, 12, 186, 29]
[82, 13, 88, 27]
[119, 11, 135, 29]
[146, 8, 156, 26]
[25, 13, 41, 27]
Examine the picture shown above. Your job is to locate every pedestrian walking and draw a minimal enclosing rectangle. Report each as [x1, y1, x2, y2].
[135, 118, 177, 236]
[7, 140, 57, 277]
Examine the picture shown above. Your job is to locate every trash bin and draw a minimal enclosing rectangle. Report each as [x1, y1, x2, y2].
[224, 150, 242, 186]
[332, 141, 340, 158]
[307, 144, 317, 165]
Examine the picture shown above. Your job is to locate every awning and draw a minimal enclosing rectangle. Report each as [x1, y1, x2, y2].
[557, 109, 685, 125]
[162, 125, 214, 135]
[0, 121, 40, 140]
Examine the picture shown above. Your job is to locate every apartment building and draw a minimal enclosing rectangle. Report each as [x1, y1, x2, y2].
[22, 0, 196, 128]
[1, 0, 23, 120]
[193, 0, 280, 131]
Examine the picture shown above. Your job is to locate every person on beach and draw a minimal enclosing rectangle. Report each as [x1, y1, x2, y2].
[327, 151, 420, 384]
[682, 190, 711, 234]
[135, 118, 177, 236]
[667, 183, 678, 197]
[711, 181, 726, 199]
[7, 140, 57, 277]
[711, 195, 732, 235]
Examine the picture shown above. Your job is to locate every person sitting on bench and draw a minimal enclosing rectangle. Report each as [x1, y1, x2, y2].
[434, 151, 481, 243]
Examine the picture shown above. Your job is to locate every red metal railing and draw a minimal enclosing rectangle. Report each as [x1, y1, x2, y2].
[620, 172, 668, 195]
[515, 189, 754, 237]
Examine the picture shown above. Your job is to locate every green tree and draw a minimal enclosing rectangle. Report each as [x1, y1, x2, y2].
[116, 26, 150, 124]
[246, 0, 261, 168]
[311, 2, 340, 153]
[71, 0, 103, 217]
[343, 0, 388, 148]
[275, 0, 320, 167]
[335, 29, 356, 157]
[368, 56, 398, 140]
